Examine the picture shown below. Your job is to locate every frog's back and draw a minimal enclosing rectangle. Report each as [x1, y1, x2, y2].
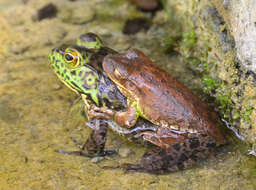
[104, 49, 226, 145]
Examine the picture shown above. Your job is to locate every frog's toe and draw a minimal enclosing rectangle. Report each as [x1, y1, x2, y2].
[71, 137, 83, 147]
[121, 163, 153, 173]
[88, 107, 114, 119]
[102, 163, 144, 173]
[56, 148, 116, 158]
[55, 149, 90, 157]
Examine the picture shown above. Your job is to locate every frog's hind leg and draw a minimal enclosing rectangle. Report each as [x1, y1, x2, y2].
[82, 119, 116, 157]
[57, 119, 116, 157]
[105, 134, 216, 174]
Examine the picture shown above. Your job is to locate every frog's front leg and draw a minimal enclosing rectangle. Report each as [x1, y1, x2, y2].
[58, 119, 115, 157]
[104, 134, 216, 174]
[88, 104, 137, 128]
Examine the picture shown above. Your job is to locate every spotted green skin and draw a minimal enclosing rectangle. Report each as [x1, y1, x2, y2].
[49, 47, 101, 106]
[76, 32, 103, 50]
[49, 32, 105, 106]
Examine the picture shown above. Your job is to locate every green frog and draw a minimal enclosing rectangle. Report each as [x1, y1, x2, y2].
[49, 33, 226, 173]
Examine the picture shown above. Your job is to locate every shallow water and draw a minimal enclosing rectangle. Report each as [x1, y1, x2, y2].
[0, 0, 255, 189]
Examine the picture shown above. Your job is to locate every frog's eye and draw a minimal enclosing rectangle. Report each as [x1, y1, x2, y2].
[64, 49, 80, 68]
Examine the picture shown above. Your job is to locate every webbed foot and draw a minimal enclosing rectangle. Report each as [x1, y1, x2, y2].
[56, 119, 116, 158]
[56, 137, 116, 158]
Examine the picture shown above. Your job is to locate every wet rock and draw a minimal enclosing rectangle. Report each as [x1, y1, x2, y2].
[130, 0, 160, 11]
[200, 6, 235, 52]
[36, 3, 58, 21]
[123, 18, 151, 35]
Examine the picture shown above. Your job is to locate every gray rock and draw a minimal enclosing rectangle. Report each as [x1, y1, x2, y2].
[222, 0, 256, 72]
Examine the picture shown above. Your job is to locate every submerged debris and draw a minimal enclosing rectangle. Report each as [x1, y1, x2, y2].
[36, 3, 58, 21]
[123, 18, 151, 35]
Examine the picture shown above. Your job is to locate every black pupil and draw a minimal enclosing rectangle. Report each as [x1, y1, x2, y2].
[65, 54, 73, 61]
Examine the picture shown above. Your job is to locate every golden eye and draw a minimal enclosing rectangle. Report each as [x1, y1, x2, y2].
[64, 49, 80, 68]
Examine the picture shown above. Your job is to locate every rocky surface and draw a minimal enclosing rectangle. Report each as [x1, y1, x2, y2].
[0, 0, 255, 189]
[215, 0, 256, 72]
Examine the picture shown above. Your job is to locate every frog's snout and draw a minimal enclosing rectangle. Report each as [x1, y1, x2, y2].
[51, 47, 64, 55]
[49, 48, 64, 64]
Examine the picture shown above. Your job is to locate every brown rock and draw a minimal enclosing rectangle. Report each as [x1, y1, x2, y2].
[130, 0, 159, 11]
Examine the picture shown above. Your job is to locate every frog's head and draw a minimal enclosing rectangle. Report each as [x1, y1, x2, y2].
[102, 50, 137, 99]
[49, 46, 101, 106]
[76, 32, 103, 50]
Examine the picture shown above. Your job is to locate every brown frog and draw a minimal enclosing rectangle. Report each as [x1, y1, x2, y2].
[89, 49, 227, 173]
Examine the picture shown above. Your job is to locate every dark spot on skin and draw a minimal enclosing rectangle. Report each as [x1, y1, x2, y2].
[63, 69, 67, 73]
[173, 143, 181, 151]
[61, 62, 64, 67]
[82, 83, 90, 90]
[60, 72, 64, 77]
[70, 71, 76, 76]
[79, 71, 83, 77]
[97, 95, 103, 107]
[103, 97, 112, 108]
[206, 142, 216, 148]
[56, 71, 60, 75]
[36, 3, 58, 21]
[189, 137, 200, 149]
[191, 149, 200, 160]
[55, 64, 59, 69]
[179, 153, 188, 162]
[177, 162, 185, 170]
[66, 75, 70, 80]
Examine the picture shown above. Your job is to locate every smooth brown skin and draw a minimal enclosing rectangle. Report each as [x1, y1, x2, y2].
[102, 49, 226, 145]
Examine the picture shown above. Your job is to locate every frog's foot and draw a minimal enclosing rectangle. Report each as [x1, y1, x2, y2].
[57, 119, 116, 158]
[88, 104, 137, 128]
[114, 105, 137, 128]
[103, 148, 194, 174]
[103, 134, 216, 174]
[56, 137, 116, 158]
[88, 105, 114, 120]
